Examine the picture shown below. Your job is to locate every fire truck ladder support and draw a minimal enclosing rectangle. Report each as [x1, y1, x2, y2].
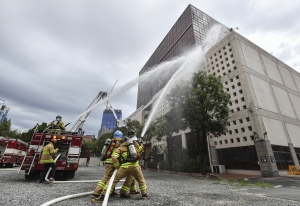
[19, 124, 39, 175]
[70, 91, 107, 132]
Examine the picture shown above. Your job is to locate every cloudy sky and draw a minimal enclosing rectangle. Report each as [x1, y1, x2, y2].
[1, 0, 300, 136]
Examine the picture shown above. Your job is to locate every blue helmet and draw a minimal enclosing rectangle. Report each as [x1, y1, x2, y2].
[114, 130, 123, 138]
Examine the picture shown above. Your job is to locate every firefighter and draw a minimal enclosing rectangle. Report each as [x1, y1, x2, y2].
[91, 130, 123, 201]
[94, 136, 148, 203]
[36, 138, 59, 183]
[49, 115, 66, 131]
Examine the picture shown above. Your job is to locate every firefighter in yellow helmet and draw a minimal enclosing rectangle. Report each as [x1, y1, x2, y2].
[48, 115, 66, 131]
[94, 131, 147, 203]
[36, 138, 59, 183]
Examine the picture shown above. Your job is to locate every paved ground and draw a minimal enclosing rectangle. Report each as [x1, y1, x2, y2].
[1, 166, 300, 205]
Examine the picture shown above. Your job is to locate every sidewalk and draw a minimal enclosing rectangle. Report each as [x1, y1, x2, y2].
[146, 168, 261, 180]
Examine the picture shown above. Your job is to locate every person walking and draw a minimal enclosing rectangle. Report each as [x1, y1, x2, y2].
[36, 138, 59, 183]
[86, 150, 92, 167]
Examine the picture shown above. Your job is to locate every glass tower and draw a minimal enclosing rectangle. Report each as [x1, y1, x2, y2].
[137, 4, 229, 108]
[100, 109, 122, 130]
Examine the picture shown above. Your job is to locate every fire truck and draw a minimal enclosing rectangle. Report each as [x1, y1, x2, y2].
[19, 91, 108, 180]
[0, 136, 28, 168]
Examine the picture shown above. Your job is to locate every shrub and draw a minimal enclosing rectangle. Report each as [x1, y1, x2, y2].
[159, 161, 169, 170]
[181, 159, 201, 173]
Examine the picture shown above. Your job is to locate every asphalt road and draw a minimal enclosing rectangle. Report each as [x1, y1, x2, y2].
[1, 166, 300, 205]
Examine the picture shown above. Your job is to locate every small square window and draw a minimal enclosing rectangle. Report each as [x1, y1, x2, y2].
[219, 140, 222, 144]
[236, 138, 240, 142]
[233, 92, 237, 96]
[236, 76, 239, 79]
[224, 52, 227, 55]
[225, 139, 228, 144]
[214, 141, 217, 145]
[241, 127, 245, 132]
[214, 53, 216, 56]
[221, 61, 223, 64]
[223, 46, 226, 50]
[211, 61, 213, 65]
[228, 122, 230, 126]
[234, 66, 237, 70]
[219, 50, 221, 53]
[227, 63, 230, 67]
[243, 105, 247, 109]
[210, 56, 212, 59]
[239, 89, 243, 94]
[230, 139, 234, 143]
[243, 136, 247, 141]
[228, 69, 231, 73]
[246, 117, 250, 122]
[235, 129, 238, 133]
[217, 64, 219, 67]
[217, 70, 220, 73]
[225, 81, 228, 85]
[250, 136, 254, 141]
[241, 97, 245, 101]
[223, 73, 226, 76]
[237, 107, 240, 111]
[226, 58, 228, 61]
[232, 60, 235, 64]
[233, 121, 236, 125]
[222, 66, 225, 70]
[231, 109, 234, 113]
[232, 85, 235, 89]
[229, 48, 232, 51]
[248, 126, 252, 131]
[235, 100, 238, 104]
[227, 88, 230, 92]
[230, 78, 233, 82]
[228, 43, 231, 46]
[215, 58, 218, 62]
[237, 82, 241, 86]
[239, 119, 243, 123]
[229, 102, 232, 106]
[230, 54, 233, 57]
[229, 130, 232, 134]
[220, 55, 222, 58]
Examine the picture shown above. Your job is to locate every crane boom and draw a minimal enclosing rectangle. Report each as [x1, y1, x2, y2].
[70, 91, 107, 132]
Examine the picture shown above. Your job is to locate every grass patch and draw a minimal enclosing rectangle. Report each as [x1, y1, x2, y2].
[227, 178, 238, 183]
[254, 181, 274, 188]
[238, 180, 250, 187]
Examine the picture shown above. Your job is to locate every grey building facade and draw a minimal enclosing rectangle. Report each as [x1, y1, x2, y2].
[133, 4, 300, 177]
[137, 4, 229, 109]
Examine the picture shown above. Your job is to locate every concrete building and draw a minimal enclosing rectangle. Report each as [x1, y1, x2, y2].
[130, 4, 300, 177]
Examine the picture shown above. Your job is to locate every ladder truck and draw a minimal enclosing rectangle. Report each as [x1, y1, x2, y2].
[19, 91, 107, 180]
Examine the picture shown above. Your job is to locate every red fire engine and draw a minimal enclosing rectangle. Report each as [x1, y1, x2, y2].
[19, 91, 107, 180]
[0, 136, 28, 168]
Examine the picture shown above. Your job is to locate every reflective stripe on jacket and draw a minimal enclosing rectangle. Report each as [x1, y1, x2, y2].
[112, 142, 140, 168]
[40, 142, 58, 164]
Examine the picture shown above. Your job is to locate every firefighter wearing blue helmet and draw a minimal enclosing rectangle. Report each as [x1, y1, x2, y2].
[91, 130, 123, 201]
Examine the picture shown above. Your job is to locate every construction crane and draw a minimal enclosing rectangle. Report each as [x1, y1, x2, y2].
[70, 91, 107, 132]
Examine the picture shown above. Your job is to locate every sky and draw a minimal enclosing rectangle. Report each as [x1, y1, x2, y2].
[1, 0, 300, 137]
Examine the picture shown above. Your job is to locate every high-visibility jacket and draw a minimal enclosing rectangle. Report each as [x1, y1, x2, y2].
[48, 121, 66, 130]
[112, 141, 143, 169]
[40, 142, 58, 164]
[104, 138, 123, 164]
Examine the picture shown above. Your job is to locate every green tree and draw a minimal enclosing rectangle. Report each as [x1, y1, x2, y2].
[168, 71, 231, 175]
[152, 108, 186, 172]
[0, 118, 11, 136]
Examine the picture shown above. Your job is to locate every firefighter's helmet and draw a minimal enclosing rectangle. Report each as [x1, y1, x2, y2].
[56, 115, 62, 121]
[114, 130, 123, 138]
[127, 129, 136, 138]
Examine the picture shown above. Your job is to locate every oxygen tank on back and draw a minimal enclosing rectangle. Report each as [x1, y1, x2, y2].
[128, 142, 137, 161]
[100, 139, 111, 161]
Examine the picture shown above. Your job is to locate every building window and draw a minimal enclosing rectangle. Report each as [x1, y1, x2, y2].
[239, 89, 243, 94]
[227, 88, 230, 92]
[224, 52, 227, 55]
[228, 122, 230, 126]
[225, 139, 228, 144]
[243, 137, 247, 141]
[231, 109, 234, 113]
[237, 107, 240, 111]
[272, 145, 293, 170]
[230, 78, 233, 82]
[236, 75, 239, 79]
[248, 126, 252, 131]
[232, 60, 235, 64]
[235, 100, 238, 104]
[233, 121, 236, 125]
[235, 129, 238, 133]
[239, 119, 243, 123]
[232, 85, 235, 89]
[230, 139, 234, 143]
[215, 141, 217, 145]
[250, 136, 254, 141]
[243, 105, 247, 109]
[233, 92, 237, 96]
[241, 128, 245, 132]
[246, 117, 250, 122]
[236, 138, 240, 142]
[225, 81, 228, 85]
[229, 130, 232, 134]
[219, 140, 222, 145]
[241, 97, 245, 101]
[234, 66, 237, 70]
[237, 82, 241, 86]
